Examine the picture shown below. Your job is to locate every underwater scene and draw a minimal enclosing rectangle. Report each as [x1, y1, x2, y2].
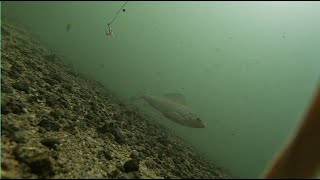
[1, 1, 320, 179]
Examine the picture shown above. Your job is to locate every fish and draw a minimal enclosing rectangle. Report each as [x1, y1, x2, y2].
[132, 92, 205, 128]
[66, 23, 71, 32]
[231, 128, 237, 136]
[262, 85, 320, 178]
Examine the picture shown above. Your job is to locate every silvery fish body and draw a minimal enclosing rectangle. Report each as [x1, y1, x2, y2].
[138, 93, 205, 128]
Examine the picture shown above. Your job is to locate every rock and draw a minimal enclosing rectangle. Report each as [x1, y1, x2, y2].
[63, 83, 73, 92]
[44, 77, 58, 86]
[130, 150, 140, 160]
[40, 138, 60, 150]
[127, 172, 141, 179]
[1, 162, 10, 171]
[171, 168, 181, 176]
[38, 117, 61, 131]
[1, 84, 13, 94]
[109, 169, 121, 178]
[66, 69, 77, 77]
[44, 54, 56, 62]
[1, 96, 25, 115]
[123, 159, 139, 173]
[49, 110, 62, 119]
[12, 81, 29, 93]
[96, 123, 113, 134]
[8, 66, 22, 79]
[45, 96, 57, 107]
[105, 133, 115, 141]
[98, 150, 113, 160]
[154, 158, 162, 165]
[76, 121, 87, 131]
[144, 160, 158, 169]
[1, 174, 14, 179]
[97, 123, 126, 144]
[119, 172, 141, 179]
[159, 170, 170, 178]
[116, 162, 125, 172]
[63, 125, 78, 135]
[1, 123, 26, 143]
[58, 98, 69, 109]
[22, 107, 28, 113]
[114, 130, 126, 145]
[1, 25, 10, 36]
[28, 154, 55, 178]
[158, 136, 170, 145]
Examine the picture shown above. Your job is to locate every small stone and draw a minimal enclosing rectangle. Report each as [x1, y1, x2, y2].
[40, 138, 60, 150]
[98, 150, 113, 160]
[63, 125, 78, 135]
[114, 131, 126, 144]
[22, 107, 28, 113]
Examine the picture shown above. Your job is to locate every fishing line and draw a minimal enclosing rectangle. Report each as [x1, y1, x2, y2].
[108, 1, 128, 26]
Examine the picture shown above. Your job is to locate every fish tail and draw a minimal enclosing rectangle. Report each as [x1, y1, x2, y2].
[129, 96, 143, 101]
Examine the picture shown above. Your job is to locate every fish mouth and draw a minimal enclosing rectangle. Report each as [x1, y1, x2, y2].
[196, 123, 206, 128]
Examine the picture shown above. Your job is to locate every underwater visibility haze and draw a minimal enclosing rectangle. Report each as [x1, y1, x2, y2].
[2, 1, 320, 178]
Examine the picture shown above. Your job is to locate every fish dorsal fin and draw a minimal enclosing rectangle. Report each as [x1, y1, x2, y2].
[163, 93, 186, 105]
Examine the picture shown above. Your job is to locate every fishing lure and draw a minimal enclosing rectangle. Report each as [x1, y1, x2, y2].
[106, 1, 128, 37]
[105, 23, 114, 37]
